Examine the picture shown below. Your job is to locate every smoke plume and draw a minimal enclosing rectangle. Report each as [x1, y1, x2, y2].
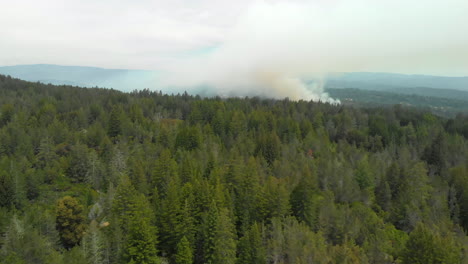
[161, 0, 468, 102]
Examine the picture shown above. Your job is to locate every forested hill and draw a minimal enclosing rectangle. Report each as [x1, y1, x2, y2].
[0, 64, 156, 91]
[2, 74, 468, 264]
[327, 88, 468, 117]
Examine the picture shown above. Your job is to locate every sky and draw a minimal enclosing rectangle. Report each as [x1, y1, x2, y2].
[1, 0, 468, 100]
[0, 0, 251, 69]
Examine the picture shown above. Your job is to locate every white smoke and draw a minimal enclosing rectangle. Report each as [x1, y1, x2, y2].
[160, 0, 468, 102]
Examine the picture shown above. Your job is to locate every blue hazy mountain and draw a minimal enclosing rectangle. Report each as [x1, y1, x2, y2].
[0, 64, 158, 91]
[326, 72, 468, 91]
[1, 65, 467, 96]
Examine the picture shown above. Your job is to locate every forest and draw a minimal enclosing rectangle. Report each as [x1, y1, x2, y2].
[1, 74, 468, 264]
[327, 88, 468, 117]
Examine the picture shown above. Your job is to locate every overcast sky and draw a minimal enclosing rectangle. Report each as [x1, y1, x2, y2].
[0, 0, 251, 69]
[1, 0, 468, 77]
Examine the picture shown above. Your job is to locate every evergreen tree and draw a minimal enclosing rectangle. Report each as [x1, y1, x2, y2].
[123, 199, 159, 264]
[112, 175, 138, 233]
[256, 131, 281, 166]
[402, 223, 460, 264]
[211, 208, 237, 264]
[83, 220, 105, 264]
[175, 236, 193, 264]
[175, 126, 201, 151]
[290, 167, 320, 228]
[0, 170, 14, 208]
[108, 106, 122, 139]
[158, 174, 183, 257]
[354, 156, 374, 190]
[56, 196, 86, 249]
[67, 144, 90, 183]
[237, 223, 265, 264]
[0, 103, 14, 127]
[199, 202, 218, 264]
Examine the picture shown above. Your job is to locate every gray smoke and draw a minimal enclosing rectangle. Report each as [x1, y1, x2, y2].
[160, 0, 468, 102]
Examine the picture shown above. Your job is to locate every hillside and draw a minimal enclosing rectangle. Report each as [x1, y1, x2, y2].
[0, 64, 157, 91]
[2, 64, 468, 98]
[326, 72, 468, 91]
[327, 88, 468, 117]
[1, 75, 468, 263]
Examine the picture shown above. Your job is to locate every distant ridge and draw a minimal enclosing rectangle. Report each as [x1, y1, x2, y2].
[0, 64, 157, 91]
[1, 64, 467, 95]
[326, 72, 468, 91]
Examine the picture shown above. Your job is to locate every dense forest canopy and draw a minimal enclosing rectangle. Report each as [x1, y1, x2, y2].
[1, 74, 468, 263]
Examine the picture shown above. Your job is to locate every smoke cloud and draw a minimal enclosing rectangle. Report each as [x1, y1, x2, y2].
[161, 0, 468, 102]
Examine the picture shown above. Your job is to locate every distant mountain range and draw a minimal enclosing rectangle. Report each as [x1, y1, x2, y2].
[326, 72, 468, 91]
[0, 64, 157, 91]
[1, 64, 467, 91]
[1, 64, 468, 102]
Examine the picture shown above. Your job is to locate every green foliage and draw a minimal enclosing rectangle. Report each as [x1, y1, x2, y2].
[237, 223, 265, 264]
[256, 131, 281, 165]
[1, 214, 63, 264]
[175, 126, 201, 151]
[0, 103, 14, 127]
[108, 106, 122, 139]
[82, 220, 105, 264]
[0, 170, 14, 208]
[175, 236, 193, 264]
[111, 175, 159, 263]
[67, 144, 90, 183]
[450, 166, 468, 231]
[290, 167, 320, 228]
[55, 196, 86, 249]
[123, 208, 159, 264]
[0, 75, 468, 263]
[402, 223, 461, 264]
[211, 208, 237, 264]
[354, 156, 374, 190]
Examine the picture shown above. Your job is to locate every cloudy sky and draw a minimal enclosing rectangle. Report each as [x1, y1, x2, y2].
[0, 0, 252, 69]
[1, 0, 467, 75]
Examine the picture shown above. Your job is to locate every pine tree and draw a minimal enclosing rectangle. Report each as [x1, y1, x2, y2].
[175, 236, 193, 264]
[211, 208, 237, 264]
[123, 199, 159, 264]
[152, 149, 178, 197]
[402, 223, 461, 264]
[108, 106, 122, 139]
[198, 201, 218, 264]
[290, 167, 320, 228]
[112, 175, 159, 263]
[233, 157, 261, 229]
[112, 175, 138, 233]
[158, 174, 183, 257]
[354, 156, 374, 190]
[0, 170, 14, 208]
[67, 144, 90, 183]
[375, 180, 392, 211]
[0, 103, 14, 127]
[83, 220, 105, 264]
[175, 126, 201, 151]
[237, 223, 265, 264]
[256, 131, 281, 166]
